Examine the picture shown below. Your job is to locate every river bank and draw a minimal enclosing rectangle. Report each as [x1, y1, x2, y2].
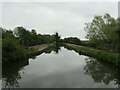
[3, 44, 53, 64]
[64, 43, 120, 66]
[27, 44, 53, 57]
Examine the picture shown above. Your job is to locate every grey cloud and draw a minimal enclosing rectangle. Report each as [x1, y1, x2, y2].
[2, 2, 118, 40]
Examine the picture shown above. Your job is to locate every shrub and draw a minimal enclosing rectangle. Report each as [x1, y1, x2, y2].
[2, 37, 26, 63]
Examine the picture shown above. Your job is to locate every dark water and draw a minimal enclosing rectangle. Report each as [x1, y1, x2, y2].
[2, 45, 120, 88]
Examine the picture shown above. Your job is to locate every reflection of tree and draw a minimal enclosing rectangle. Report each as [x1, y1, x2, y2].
[44, 47, 53, 54]
[84, 57, 120, 87]
[3, 60, 28, 88]
[53, 44, 61, 54]
[44, 44, 61, 54]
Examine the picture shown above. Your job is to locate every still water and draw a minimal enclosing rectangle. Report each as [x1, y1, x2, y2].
[2, 46, 120, 88]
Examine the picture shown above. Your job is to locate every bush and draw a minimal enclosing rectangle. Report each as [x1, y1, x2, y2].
[64, 37, 81, 45]
[96, 51, 119, 65]
[3, 37, 26, 63]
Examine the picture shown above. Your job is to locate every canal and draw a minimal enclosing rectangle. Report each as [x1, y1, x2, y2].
[2, 45, 120, 88]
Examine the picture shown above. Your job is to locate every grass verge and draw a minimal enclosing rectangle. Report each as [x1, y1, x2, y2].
[64, 43, 120, 66]
[26, 44, 53, 57]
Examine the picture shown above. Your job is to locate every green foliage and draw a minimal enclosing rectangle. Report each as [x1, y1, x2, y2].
[84, 13, 119, 51]
[64, 37, 81, 45]
[117, 18, 120, 52]
[14, 27, 32, 46]
[96, 51, 119, 65]
[14, 27, 56, 46]
[65, 43, 119, 66]
[2, 30, 26, 63]
[2, 27, 61, 63]
[42, 34, 55, 44]
[81, 40, 96, 48]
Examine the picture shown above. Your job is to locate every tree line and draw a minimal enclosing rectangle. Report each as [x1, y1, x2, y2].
[84, 13, 120, 52]
[2, 13, 120, 63]
[2, 26, 81, 63]
[2, 27, 61, 63]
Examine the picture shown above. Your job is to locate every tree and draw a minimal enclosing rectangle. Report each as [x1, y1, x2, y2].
[14, 27, 32, 46]
[31, 29, 37, 35]
[117, 18, 120, 52]
[84, 13, 118, 50]
[64, 37, 81, 45]
[30, 29, 38, 46]
[2, 29, 26, 63]
[54, 32, 60, 44]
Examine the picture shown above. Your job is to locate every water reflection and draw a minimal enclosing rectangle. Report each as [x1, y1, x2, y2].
[2, 44, 62, 88]
[44, 44, 61, 54]
[2, 60, 28, 88]
[84, 57, 120, 87]
[2, 45, 120, 88]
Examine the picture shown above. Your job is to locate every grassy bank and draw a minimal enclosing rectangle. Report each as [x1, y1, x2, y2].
[3, 43, 53, 63]
[64, 43, 120, 66]
[27, 44, 53, 57]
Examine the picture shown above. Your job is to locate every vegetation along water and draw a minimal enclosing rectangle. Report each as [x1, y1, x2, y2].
[1, 13, 120, 88]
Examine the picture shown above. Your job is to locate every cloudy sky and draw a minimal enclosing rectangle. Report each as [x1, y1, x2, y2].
[2, 2, 118, 39]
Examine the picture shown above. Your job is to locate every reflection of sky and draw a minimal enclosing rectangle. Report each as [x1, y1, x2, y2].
[10, 47, 117, 88]
[2, 2, 118, 40]
[21, 47, 87, 77]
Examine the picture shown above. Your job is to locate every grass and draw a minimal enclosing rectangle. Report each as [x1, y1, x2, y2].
[26, 44, 53, 57]
[65, 43, 119, 66]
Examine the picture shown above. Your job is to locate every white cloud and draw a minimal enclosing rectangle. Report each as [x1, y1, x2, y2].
[2, 2, 118, 40]
[1, 0, 119, 2]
